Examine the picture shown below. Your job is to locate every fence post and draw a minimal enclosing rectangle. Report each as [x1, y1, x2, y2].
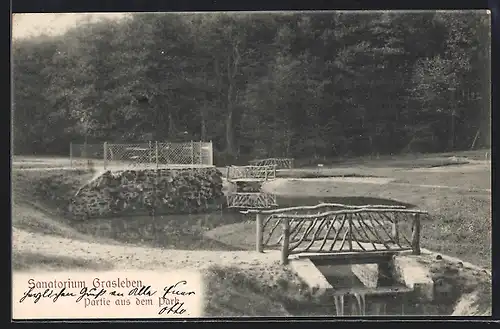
[199, 141, 203, 164]
[149, 141, 152, 164]
[391, 213, 400, 244]
[209, 140, 213, 166]
[348, 215, 353, 251]
[103, 142, 108, 171]
[281, 217, 290, 265]
[190, 140, 195, 165]
[411, 213, 421, 255]
[273, 165, 277, 179]
[256, 213, 263, 253]
[155, 141, 159, 169]
[69, 142, 73, 168]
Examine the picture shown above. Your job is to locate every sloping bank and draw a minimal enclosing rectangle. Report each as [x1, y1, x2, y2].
[203, 265, 333, 316]
[416, 250, 491, 316]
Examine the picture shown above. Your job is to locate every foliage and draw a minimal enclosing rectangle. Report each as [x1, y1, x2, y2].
[12, 12, 491, 160]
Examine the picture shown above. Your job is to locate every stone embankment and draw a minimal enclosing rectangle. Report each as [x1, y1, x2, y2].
[70, 167, 224, 219]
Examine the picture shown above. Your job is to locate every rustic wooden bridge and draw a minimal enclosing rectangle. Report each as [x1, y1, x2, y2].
[241, 203, 429, 265]
[225, 165, 278, 209]
[248, 157, 294, 169]
[226, 165, 277, 181]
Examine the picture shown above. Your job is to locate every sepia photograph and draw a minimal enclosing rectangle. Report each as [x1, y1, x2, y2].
[11, 10, 491, 319]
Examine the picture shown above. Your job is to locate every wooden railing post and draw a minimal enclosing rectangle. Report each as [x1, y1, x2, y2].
[148, 141, 152, 164]
[256, 213, 263, 253]
[281, 218, 290, 265]
[191, 140, 195, 165]
[411, 213, 421, 255]
[348, 215, 353, 251]
[273, 165, 277, 178]
[391, 213, 400, 244]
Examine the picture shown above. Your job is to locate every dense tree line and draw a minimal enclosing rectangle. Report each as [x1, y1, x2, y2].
[12, 11, 491, 163]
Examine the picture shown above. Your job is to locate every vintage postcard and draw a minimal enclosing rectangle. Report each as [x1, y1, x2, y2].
[11, 10, 492, 319]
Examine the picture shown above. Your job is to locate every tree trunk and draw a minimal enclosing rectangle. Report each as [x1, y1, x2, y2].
[200, 108, 207, 141]
[368, 135, 374, 156]
[200, 69, 209, 142]
[470, 128, 480, 150]
[225, 108, 234, 154]
[168, 112, 175, 140]
[449, 110, 455, 150]
[286, 127, 292, 157]
[226, 64, 236, 155]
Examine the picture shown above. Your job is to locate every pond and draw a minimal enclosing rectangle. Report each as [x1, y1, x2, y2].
[74, 194, 414, 252]
[75, 193, 446, 316]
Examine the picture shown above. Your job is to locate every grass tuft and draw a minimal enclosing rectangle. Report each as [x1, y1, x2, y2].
[203, 265, 334, 316]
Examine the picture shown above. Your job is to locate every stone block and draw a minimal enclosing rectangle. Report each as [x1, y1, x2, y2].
[351, 263, 379, 288]
[289, 258, 333, 297]
[392, 255, 434, 301]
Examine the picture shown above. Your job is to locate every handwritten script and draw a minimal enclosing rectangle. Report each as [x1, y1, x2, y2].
[13, 272, 202, 319]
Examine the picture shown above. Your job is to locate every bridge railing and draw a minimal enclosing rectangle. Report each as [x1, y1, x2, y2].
[249, 158, 294, 169]
[226, 165, 277, 181]
[226, 193, 278, 209]
[242, 204, 428, 264]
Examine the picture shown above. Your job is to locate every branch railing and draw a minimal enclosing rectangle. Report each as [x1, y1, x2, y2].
[242, 204, 428, 264]
[249, 158, 294, 169]
[226, 193, 278, 209]
[226, 165, 277, 181]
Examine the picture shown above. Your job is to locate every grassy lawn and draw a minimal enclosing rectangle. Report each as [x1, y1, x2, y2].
[266, 162, 491, 268]
[292, 149, 489, 168]
[203, 265, 335, 316]
[11, 169, 107, 243]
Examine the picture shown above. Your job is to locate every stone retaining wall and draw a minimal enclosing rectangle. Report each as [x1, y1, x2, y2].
[69, 167, 224, 219]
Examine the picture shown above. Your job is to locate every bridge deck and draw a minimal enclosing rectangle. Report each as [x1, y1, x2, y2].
[290, 248, 412, 265]
[287, 240, 411, 254]
[229, 178, 272, 182]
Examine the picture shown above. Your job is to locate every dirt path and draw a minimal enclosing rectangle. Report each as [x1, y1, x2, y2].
[12, 228, 281, 272]
[13, 166, 77, 171]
